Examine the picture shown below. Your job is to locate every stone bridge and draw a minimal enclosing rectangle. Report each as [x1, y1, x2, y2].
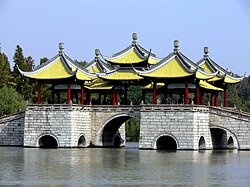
[0, 104, 250, 150]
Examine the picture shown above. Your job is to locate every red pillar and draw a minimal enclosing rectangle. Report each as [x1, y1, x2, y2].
[215, 92, 219, 107]
[115, 91, 119, 105]
[81, 83, 85, 105]
[185, 80, 189, 104]
[211, 92, 215, 106]
[67, 80, 71, 104]
[224, 85, 228, 107]
[153, 81, 157, 104]
[196, 85, 200, 105]
[38, 81, 41, 104]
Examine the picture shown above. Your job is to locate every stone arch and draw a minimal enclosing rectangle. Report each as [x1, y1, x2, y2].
[210, 126, 239, 149]
[154, 134, 179, 150]
[198, 136, 206, 149]
[37, 134, 59, 148]
[96, 113, 140, 147]
[77, 134, 86, 147]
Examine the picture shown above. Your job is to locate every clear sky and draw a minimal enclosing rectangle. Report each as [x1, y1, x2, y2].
[0, 0, 249, 75]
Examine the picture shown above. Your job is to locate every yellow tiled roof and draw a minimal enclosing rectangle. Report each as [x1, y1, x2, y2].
[139, 58, 193, 78]
[199, 80, 223, 91]
[20, 59, 74, 79]
[99, 71, 143, 80]
[200, 63, 214, 74]
[143, 82, 165, 89]
[195, 71, 216, 80]
[85, 79, 113, 90]
[224, 76, 241, 84]
[207, 76, 223, 82]
[148, 57, 161, 65]
[106, 48, 145, 64]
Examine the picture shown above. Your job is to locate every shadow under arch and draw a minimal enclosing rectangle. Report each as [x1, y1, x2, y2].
[210, 126, 239, 149]
[37, 134, 59, 148]
[154, 134, 179, 150]
[78, 134, 86, 147]
[99, 113, 140, 148]
[198, 136, 206, 149]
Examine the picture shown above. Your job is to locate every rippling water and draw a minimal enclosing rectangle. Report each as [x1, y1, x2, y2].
[0, 143, 250, 186]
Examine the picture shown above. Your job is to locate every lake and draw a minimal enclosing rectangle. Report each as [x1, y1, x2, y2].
[0, 143, 250, 186]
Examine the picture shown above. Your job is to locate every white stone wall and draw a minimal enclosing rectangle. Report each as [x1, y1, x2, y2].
[0, 112, 25, 146]
[139, 106, 212, 150]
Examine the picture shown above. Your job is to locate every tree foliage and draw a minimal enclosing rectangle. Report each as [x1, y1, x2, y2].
[13, 46, 35, 101]
[0, 85, 26, 115]
[0, 52, 13, 88]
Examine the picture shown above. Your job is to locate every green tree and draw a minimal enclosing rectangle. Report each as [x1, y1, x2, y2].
[125, 118, 140, 142]
[0, 52, 13, 87]
[0, 85, 26, 115]
[12, 46, 34, 101]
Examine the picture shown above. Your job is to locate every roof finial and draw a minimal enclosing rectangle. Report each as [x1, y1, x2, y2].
[95, 49, 100, 59]
[59, 42, 64, 54]
[132, 33, 138, 45]
[95, 49, 100, 57]
[174, 40, 179, 52]
[204, 47, 209, 58]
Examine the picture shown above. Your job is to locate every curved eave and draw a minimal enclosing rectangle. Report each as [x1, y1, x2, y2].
[195, 70, 219, 80]
[98, 71, 143, 81]
[134, 56, 194, 78]
[18, 57, 75, 80]
[76, 69, 96, 81]
[199, 80, 223, 91]
[103, 46, 147, 64]
[148, 56, 162, 65]
[224, 74, 244, 84]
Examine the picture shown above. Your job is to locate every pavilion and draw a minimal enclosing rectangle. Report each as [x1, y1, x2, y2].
[18, 33, 244, 107]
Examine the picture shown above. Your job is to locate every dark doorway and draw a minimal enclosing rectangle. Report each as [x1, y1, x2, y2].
[156, 136, 177, 150]
[39, 135, 58, 148]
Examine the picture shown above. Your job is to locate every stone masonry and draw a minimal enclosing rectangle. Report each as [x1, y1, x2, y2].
[0, 104, 249, 150]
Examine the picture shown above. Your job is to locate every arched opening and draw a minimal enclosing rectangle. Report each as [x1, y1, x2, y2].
[198, 136, 206, 149]
[227, 136, 234, 149]
[156, 136, 177, 150]
[210, 128, 227, 149]
[102, 115, 140, 148]
[39, 135, 58, 148]
[78, 135, 86, 147]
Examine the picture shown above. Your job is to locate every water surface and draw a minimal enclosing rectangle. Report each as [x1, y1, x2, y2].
[0, 143, 250, 186]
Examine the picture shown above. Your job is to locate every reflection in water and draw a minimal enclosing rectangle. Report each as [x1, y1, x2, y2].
[0, 145, 250, 186]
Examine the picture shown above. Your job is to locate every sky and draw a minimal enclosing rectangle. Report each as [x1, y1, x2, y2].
[0, 0, 250, 76]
